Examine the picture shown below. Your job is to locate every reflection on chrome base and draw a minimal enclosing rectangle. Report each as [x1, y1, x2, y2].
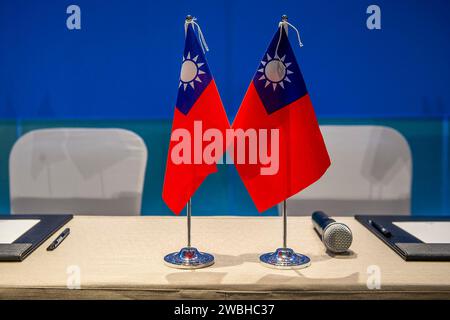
[164, 247, 214, 269]
[259, 248, 311, 269]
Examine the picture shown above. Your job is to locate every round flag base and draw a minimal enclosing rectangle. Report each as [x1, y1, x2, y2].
[259, 248, 311, 270]
[164, 247, 214, 269]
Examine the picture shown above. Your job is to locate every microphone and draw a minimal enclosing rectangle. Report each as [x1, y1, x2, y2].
[312, 211, 353, 253]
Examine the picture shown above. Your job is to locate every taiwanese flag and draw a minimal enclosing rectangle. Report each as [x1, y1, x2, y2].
[232, 25, 331, 212]
[162, 23, 230, 214]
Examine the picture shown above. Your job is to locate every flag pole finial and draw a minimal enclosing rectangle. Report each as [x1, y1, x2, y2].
[184, 15, 209, 53]
[278, 14, 304, 48]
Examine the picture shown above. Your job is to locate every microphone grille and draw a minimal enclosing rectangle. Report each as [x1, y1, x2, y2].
[323, 223, 353, 253]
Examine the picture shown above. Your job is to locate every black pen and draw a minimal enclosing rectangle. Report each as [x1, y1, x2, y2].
[47, 228, 70, 251]
[368, 220, 392, 237]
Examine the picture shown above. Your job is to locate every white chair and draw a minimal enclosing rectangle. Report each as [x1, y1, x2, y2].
[284, 125, 412, 216]
[9, 128, 147, 216]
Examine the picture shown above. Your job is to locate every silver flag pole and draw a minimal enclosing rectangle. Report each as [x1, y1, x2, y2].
[164, 196, 214, 269]
[163, 15, 215, 270]
[187, 198, 192, 248]
[259, 15, 311, 270]
[282, 200, 287, 248]
[260, 198, 311, 270]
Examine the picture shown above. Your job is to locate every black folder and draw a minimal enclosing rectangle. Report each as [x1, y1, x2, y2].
[0, 214, 73, 261]
[355, 215, 450, 261]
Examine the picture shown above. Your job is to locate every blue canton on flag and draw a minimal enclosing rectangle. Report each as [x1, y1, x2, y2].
[176, 25, 212, 115]
[253, 27, 308, 115]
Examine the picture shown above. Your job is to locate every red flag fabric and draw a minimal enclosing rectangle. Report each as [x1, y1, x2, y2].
[162, 24, 230, 214]
[232, 25, 330, 212]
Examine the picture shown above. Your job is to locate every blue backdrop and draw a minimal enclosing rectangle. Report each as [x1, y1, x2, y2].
[0, 0, 449, 216]
[1, 0, 449, 119]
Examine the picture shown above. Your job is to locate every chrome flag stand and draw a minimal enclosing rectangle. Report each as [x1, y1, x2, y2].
[259, 200, 311, 269]
[164, 199, 215, 269]
[259, 15, 311, 269]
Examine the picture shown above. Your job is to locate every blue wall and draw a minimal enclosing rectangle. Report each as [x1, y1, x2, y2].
[1, 0, 449, 119]
[0, 1, 449, 216]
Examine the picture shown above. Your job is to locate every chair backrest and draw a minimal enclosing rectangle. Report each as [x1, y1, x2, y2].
[285, 125, 412, 216]
[9, 128, 147, 216]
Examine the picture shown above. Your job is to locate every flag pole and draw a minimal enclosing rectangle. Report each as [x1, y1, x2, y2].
[260, 196, 311, 269]
[187, 198, 192, 247]
[282, 200, 287, 248]
[164, 196, 214, 269]
[259, 15, 311, 270]
[281, 14, 289, 251]
[163, 15, 215, 269]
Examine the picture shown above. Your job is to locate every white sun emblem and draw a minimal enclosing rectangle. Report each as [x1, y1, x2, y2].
[179, 52, 206, 91]
[257, 54, 293, 91]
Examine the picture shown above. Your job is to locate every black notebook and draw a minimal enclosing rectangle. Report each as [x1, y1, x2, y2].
[355, 215, 450, 261]
[0, 214, 73, 261]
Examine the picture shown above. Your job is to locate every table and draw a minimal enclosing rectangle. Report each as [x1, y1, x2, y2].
[0, 216, 449, 299]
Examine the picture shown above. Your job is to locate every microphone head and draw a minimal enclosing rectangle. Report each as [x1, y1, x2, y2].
[323, 222, 353, 253]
